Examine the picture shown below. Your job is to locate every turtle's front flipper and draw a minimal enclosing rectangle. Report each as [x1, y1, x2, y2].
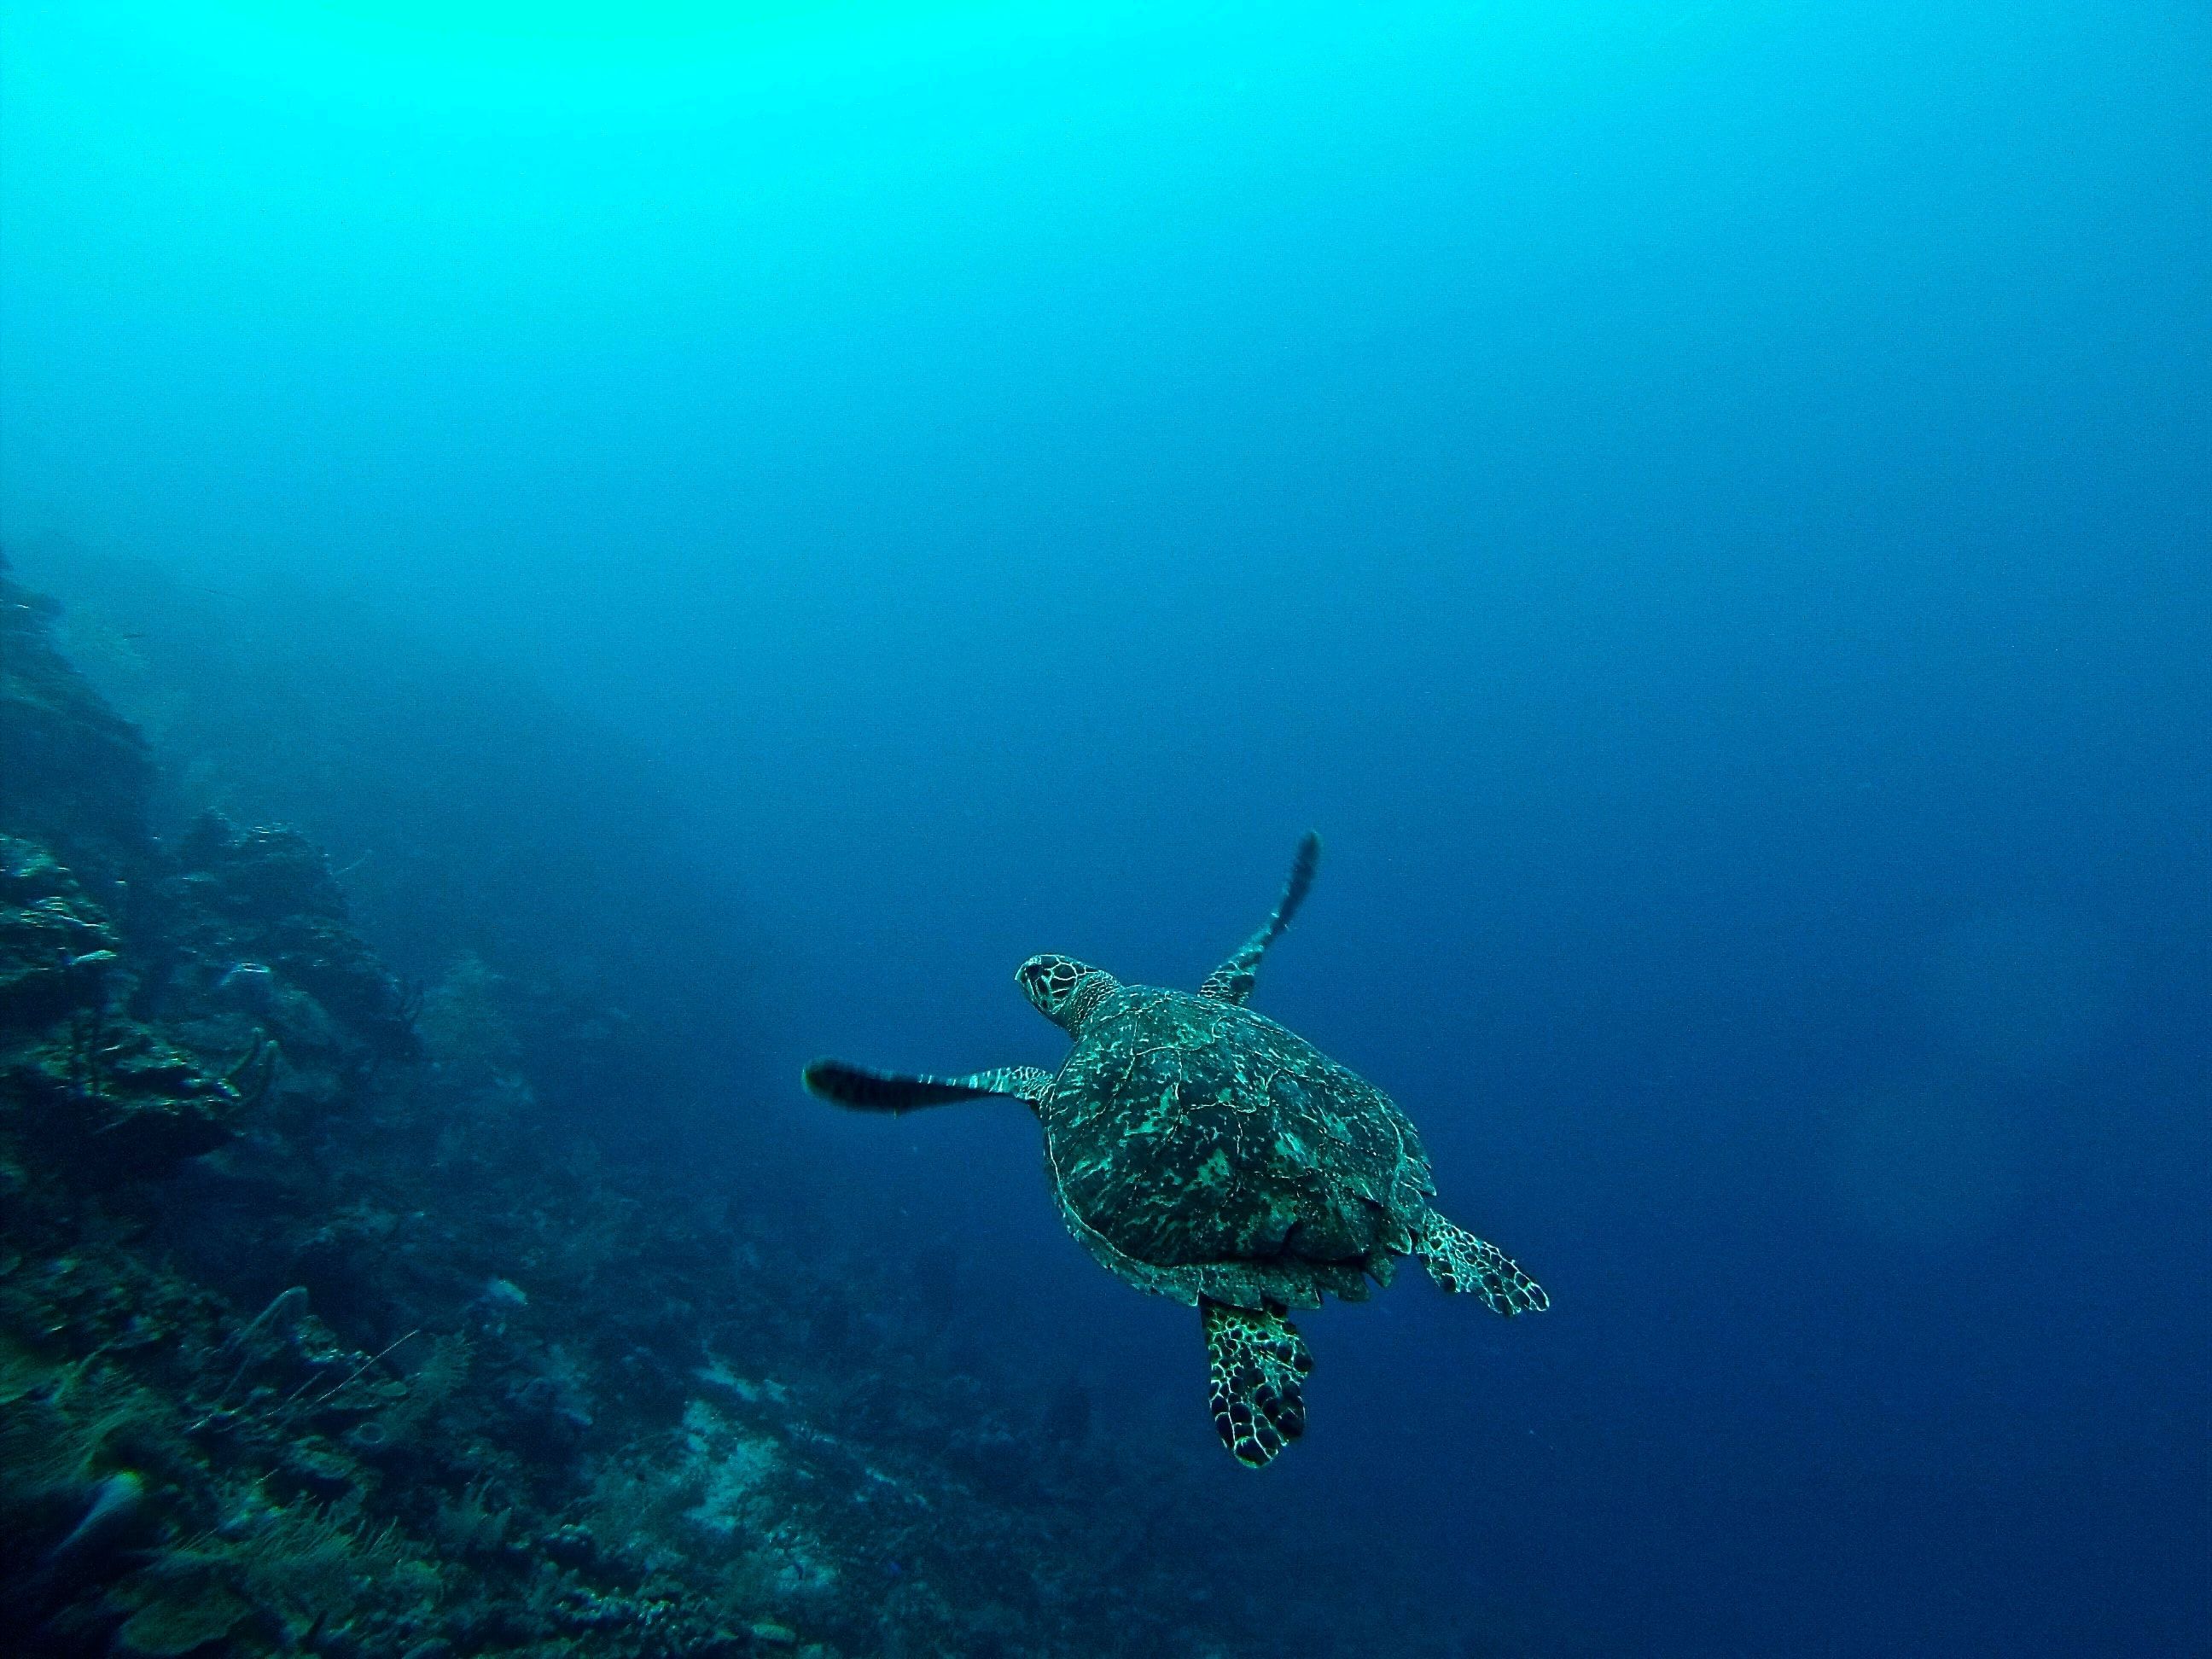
[803, 1060, 1051, 1113]
[1417, 1215, 1549, 1316]
[1202, 1299, 1312, 1468]
[1199, 831, 1322, 1006]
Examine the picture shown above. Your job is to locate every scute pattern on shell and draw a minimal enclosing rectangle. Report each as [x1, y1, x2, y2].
[1040, 985, 1435, 1311]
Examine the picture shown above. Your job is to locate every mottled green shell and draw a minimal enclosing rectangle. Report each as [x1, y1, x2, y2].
[1039, 985, 1436, 1311]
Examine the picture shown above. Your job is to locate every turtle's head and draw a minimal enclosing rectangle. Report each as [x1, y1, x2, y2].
[1016, 955, 1116, 1035]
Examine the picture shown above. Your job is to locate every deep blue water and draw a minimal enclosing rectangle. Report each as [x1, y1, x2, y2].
[4, 3, 2208, 1653]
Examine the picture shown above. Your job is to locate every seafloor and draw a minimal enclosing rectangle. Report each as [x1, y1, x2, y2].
[0, 554, 1502, 1658]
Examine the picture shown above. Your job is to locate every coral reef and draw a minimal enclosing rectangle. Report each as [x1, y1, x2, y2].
[0, 554, 1465, 1657]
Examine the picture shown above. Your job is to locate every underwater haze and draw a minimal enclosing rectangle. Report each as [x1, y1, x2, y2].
[3, 2, 2209, 1655]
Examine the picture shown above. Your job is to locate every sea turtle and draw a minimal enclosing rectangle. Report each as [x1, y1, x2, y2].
[803, 834, 1547, 1468]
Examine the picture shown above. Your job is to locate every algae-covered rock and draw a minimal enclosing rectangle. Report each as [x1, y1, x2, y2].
[115, 1584, 250, 1656]
[161, 814, 420, 1068]
[0, 836, 121, 1027]
[8, 1010, 247, 1177]
[167, 820, 395, 992]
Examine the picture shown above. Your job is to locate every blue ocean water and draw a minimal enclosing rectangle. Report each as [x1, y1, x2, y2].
[3, 3, 2206, 1653]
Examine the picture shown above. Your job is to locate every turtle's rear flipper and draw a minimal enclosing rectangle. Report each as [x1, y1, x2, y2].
[1202, 1300, 1312, 1468]
[803, 1060, 1051, 1112]
[1418, 1215, 1548, 1316]
[1199, 831, 1322, 1005]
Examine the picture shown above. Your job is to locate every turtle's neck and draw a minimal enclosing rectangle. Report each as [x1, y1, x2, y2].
[1062, 971, 1119, 1039]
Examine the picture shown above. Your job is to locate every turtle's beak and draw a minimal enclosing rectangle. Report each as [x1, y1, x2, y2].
[1015, 955, 1062, 1021]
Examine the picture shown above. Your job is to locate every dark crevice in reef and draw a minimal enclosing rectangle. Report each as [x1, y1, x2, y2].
[0, 551, 1470, 1658]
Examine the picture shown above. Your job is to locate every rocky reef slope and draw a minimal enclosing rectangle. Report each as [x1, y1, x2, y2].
[0, 555, 1476, 1659]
